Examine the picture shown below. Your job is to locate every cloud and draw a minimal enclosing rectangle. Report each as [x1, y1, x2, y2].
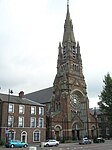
[0, 0, 112, 107]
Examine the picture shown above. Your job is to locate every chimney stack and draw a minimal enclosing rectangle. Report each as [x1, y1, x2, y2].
[19, 91, 24, 98]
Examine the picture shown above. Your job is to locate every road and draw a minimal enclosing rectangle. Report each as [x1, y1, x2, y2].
[0, 140, 112, 150]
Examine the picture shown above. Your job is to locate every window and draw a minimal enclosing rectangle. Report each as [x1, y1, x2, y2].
[19, 105, 25, 114]
[31, 106, 36, 115]
[106, 127, 109, 135]
[38, 118, 44, 128]
[39, 107, 44, 115]
[9, 104, 14, 113]
[8, 116, 14, 127]
[30, 117, 36, 128]
[8, 130, 15, 140]
[55, 103, 61, 111]
[18, 117, 24, 127]
[33, 130, 40, 142]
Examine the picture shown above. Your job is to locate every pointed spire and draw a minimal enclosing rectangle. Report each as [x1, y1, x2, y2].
[66, 0, 70, 26]
[63, 0, 75, 45]
[77, 41, 80, 48]
[58, 42, 62, 56]
[67, 0, 69, 6]
[77, 41, 82, 62]
[67, 0, 70, 19]
[58, 42, 62, 64]
[59, 42, 61, 49]
[77, 41, 80, 53]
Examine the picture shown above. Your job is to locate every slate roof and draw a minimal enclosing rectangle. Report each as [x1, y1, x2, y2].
[0, 93, 45, 106]
[25, 87, 53, 104]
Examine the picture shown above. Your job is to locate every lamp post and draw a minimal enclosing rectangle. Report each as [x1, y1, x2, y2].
[7, 89, 13, 142]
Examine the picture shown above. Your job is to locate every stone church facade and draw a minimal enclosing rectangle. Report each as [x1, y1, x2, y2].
[25, 1, 98, 141]
[50, 2, 90, 141]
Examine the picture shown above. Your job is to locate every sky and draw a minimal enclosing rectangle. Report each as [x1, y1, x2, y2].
[0, 0, 112, 108]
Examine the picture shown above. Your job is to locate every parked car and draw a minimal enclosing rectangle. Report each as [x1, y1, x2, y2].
[79, 137, 92, 145]
[5, 140, 28, 148]
[93, 137, 105, 143]
[41, 139, 59, 147]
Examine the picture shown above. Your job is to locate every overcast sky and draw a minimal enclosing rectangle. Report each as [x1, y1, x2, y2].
[0, 0, 112, 108]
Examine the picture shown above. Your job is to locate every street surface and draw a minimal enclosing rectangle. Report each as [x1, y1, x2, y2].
[0, 140, 112, 150]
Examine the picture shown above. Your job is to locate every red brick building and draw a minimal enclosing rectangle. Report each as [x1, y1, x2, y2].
[0, 91, 46, 144]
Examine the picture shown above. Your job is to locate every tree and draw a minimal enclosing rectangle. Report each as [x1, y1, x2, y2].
[98, 73, 112, 126]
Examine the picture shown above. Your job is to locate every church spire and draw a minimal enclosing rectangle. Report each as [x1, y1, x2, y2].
[63, 0, 75, 45]
[67, 0, 69, 12]
[56, 1, 83, 78]
[67, 0, 70, 17]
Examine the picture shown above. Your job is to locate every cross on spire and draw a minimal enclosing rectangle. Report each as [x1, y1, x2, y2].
[67, 0, 69, 6]
[67, 0, 69, 11]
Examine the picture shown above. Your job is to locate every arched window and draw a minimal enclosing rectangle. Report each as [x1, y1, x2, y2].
[33, 130, 40, 142]
[55, 102, 61, 111]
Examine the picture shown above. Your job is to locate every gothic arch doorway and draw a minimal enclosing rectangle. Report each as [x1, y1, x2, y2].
[72, 122, 82, 140]
[54, 125, 62, 141]
[21, 131, 27, 143]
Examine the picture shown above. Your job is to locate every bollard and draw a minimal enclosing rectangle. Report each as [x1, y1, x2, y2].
[41, 142, 44, 149]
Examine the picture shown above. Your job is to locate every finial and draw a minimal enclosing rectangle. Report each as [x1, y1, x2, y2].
[67, 0, 69, 11]
[67, 0, 69, 6]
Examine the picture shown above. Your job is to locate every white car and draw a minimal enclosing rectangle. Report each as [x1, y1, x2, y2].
[41, 139, 59, 147]
[79, 137, 92, 145]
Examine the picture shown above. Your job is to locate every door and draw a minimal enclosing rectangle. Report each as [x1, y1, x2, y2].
[21, 131, 27, 143]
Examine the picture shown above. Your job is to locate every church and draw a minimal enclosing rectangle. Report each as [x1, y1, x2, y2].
[25, 1, 98, 141]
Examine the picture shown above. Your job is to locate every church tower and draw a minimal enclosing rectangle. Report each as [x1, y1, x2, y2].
[50, 1, 90, 141]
